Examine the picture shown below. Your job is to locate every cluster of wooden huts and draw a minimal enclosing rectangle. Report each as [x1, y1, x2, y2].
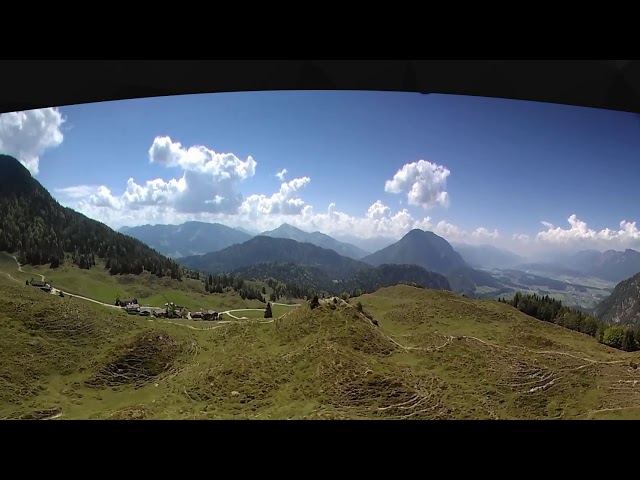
[190, 310, 219, 321]
[114, 297, 220, 321]
[28, 280, 52, 292]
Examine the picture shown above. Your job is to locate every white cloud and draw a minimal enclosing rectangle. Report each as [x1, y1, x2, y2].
[55, 185, 99, 199]
[472, 227, 500, 240]
[536, 214, 640, 250]
[88, 186, 122, 209]
[541, 220, 554, 229]
[121, 177, 187, 210]
[148, 136, 256, 180]
[501, 215, 640, 258]
[239, 177, 311, 217]
[75, 136, 257, 216]
[275, 168, 287, 181]
[0, 107, 65, 175]
[384, 159, 450, 209]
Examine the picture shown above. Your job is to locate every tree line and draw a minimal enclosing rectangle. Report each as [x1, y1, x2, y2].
[264, 277, 317, 302]
[204, 272, 265, 302]
[499, 292, 640, 352]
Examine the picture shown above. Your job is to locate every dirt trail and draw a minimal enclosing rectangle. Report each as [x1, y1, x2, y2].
[588, 406, 640, 418]
[13, 255, 45, 282]
[3, 272, 20, 283]
[221, 304, 298, 320]
[57, 290, 123, 309]
[462, 335, 627, 367]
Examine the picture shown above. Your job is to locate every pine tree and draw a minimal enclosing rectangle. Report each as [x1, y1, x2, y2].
[309, 295, 320, 310]
[264, 302, 273, 318]
[623, 329, 637, 352]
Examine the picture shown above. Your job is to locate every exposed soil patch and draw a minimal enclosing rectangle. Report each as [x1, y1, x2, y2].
[86, 330, 181, 388]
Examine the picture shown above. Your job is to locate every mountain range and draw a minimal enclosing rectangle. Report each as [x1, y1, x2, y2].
[179, 236, 371, 281]
[121, 221, 370, 260]
[120, 216, 640, 289]
[178, 235, 452, 294]
[120, 222, 252, 258]
[179, 228, 506, 297]
[259, 223, 369, 259]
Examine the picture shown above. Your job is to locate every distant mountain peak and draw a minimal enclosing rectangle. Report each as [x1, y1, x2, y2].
[269, 223, 305, 234]
[259, 224, 369, 259]
[363, 229, 467, 274]
[121, 221, 253, 258]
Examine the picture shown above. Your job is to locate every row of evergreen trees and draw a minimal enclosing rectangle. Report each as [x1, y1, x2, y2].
[204, 272, 265, 302]
[264, 277, 316, 302]
[499, 292, 640, 352]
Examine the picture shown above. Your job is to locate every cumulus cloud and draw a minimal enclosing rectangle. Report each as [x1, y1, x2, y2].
[55, 185, 99, 199]
[536, 214, 640, 249]
[275, 168, 287, 181]
[0, 107, 65, 175]
[239, 177, 311, 217]
[512, 233, 530, 242]
[88, 186, 122, 209]
[78, 136, 257, 216]
[501, 214, 640, 258]
[472, 227, 500, 240]
[149, 136, 256, 180]
[384, 159, 450, 209]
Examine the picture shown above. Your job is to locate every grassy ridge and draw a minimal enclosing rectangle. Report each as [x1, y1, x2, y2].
[358, 286, 640, 419]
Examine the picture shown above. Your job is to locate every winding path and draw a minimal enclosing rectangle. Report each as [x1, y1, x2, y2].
[13, 255, 46, 282]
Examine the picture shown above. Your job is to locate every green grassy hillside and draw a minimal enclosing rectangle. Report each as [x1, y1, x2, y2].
[2, 270, 640, 420]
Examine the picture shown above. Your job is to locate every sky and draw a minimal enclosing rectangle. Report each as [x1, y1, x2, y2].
[1, 90, 640, 257]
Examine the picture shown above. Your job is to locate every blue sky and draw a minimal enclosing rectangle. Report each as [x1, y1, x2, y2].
[2, 90, 640, 254]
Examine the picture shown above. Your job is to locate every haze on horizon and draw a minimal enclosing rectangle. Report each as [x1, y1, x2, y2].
[1, 91, 640, 259]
